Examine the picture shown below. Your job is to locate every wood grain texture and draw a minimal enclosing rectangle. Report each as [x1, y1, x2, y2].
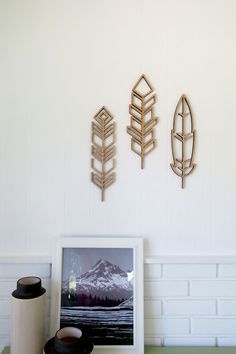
[170, 94, 196, 188]
[91, 106, 116, 201]
[127, 74, 158, 169]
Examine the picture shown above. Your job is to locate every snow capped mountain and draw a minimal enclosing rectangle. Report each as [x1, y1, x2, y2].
[79, 259, 132, 289]
[63, 259, 133, 301]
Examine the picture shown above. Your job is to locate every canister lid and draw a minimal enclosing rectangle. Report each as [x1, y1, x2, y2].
[12, 276, 46, 299]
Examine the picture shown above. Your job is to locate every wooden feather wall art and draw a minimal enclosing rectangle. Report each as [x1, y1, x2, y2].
[170, 94, 196, 188]
[127, 74, 158, 169]
[91, 106, 116, 201]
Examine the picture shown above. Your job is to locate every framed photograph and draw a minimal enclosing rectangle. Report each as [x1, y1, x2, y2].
[50, 236, 144, 354]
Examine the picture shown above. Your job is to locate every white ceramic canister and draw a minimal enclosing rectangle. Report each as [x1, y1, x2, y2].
[11, 276, 46, 354]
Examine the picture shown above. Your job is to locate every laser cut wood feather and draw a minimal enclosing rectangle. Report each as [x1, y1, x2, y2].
[91, 106, 116, 201]
[127, 74, 158, 169]
[170, 94, 196, 188]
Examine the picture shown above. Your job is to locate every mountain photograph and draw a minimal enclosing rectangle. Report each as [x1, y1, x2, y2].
[60, 248, 134, 346]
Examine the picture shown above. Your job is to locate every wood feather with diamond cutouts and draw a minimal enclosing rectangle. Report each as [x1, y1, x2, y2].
[91, 106, 116, 201]
[127, 74, 158, 169]
[170, 94, 196, 188]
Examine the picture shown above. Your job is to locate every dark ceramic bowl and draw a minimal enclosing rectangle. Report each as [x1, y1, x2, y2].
[44, 327, 94, 354]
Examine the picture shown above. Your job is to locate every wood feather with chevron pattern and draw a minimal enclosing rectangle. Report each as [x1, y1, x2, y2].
[91, 106, 116, 201]
[170, 94, 196, 188]
[127, 74, 158, 169]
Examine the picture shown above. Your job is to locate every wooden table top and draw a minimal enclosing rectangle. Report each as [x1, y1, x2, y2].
[2, 346, 236, 354]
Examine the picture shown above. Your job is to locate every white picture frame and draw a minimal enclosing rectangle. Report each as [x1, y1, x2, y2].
[50, 236, 144, 354]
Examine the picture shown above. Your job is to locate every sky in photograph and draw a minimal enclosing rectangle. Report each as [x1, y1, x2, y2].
[62, 248, 133, 281]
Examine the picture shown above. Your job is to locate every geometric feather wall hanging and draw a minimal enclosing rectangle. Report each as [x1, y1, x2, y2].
[170, 94, 196, 188]
[91, 106, 116, 201]
[127, 74, 158, 169]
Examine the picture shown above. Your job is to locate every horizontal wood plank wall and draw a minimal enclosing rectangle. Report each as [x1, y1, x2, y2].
[1, 256, 236, 350]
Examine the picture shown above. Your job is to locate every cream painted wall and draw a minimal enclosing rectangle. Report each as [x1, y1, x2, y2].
[0, 0, 235, 257]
